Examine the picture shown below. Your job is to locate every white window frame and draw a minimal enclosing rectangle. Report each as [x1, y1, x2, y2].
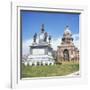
[11, 1, 88, 89]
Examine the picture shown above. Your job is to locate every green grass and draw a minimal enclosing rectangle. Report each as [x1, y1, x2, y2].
[21, 62, 79, 78]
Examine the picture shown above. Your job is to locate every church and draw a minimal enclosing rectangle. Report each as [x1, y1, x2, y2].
[57, 26, 79, 63]
[24, 24, 79, 66]
[25, 24, 55, 66]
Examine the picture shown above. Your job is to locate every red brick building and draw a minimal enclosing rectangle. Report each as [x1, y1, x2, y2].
[57, 26, 79, 62]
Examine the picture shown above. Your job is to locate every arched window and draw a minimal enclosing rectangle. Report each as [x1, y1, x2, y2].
[63, 49, 69, 61]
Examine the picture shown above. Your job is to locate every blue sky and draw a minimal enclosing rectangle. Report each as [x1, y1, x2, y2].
[21, 10, 79, 41]
[21, 10, 80, 55]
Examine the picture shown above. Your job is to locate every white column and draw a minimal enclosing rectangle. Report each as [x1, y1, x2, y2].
[34, 62, 37, 66]
[29, 62, 32, 66]
[47, 61, 50, 65]
[51, 62, 54, 65]
[24, 62, 28, 66]
[43, 61, 46, 65]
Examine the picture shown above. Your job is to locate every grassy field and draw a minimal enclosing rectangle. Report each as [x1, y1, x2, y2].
[21, 61, 79, 78]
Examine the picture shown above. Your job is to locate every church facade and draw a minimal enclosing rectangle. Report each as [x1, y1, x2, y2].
[57, 26, 79, 63]
[24, 24, 55, 66]
[23, 25, 79, 66]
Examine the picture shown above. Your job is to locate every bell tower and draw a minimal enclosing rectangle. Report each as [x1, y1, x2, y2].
[57, 25, 79, 63]
[62, 26, 73, 45]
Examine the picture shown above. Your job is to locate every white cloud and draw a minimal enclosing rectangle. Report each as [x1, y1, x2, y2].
[51, 37, 61, 50]
[72, 33, 80, 50]
[22, 38, 39, 55]
[72, 33, 79, 41]
[22, 39, 33, 55]
[51, 33, 80, 51]
[22, 33, 80, 55]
